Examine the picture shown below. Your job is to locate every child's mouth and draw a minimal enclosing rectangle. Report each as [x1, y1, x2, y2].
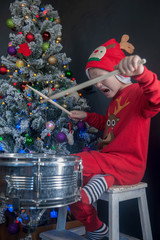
[103, 89, 109, 93]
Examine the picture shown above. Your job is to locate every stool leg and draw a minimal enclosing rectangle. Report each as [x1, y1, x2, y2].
[56, 206, 68, 230]
[108, 193, 119, 240]
[138, 189, 153, 240]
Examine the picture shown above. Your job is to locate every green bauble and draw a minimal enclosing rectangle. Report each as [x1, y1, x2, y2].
[25, 136, 34, 146]
[6, 18, 15, 29]
[65, 70, 73, 78]
[42, 43, 50, 52]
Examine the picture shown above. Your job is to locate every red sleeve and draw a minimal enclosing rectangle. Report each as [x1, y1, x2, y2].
[133, 66, 160, 118]
[84, 112, 107, 131]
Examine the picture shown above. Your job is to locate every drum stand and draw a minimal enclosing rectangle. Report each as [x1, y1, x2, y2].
[19, 208, 47, 240]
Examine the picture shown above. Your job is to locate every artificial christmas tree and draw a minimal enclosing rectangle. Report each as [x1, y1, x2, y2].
[0, 0, 98, 154]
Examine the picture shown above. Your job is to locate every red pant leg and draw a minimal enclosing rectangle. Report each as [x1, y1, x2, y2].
[69, 200, 102, 232]
[70, 152, 104, 231]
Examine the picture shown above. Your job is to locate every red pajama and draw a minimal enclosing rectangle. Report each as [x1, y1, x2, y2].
[70, 67, 160, 231]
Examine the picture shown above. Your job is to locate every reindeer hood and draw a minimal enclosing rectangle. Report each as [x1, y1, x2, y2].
[85, 35, 135, 84]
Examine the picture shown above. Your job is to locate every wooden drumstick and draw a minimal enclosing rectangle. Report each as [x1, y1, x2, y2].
[47, 58, 146, 100]
[27, 85, 72, 115]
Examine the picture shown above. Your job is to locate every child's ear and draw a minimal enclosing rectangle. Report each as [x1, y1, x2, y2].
[120, 34, 135, 54]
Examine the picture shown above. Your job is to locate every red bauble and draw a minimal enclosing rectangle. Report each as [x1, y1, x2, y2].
[0, 66, 7, 75]
[25, 33, 35, 42]
[42, 31, 51, 41]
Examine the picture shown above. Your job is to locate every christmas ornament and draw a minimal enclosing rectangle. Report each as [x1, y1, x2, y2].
[42, 31, 51, 41]
[46, 121, 55, 131]
[18, 43, 31, 56]
[62, 102, 68, 109]
[54, 82, 60, 89]
[8, 222, 19, 234]
[56, 36, 62, 42]
[48, 55, 57, 65]
[77, 121, 86, 131]
[25, 32, 35, 42]
[25, 136, 34, 146]
[8, 42, 12, 46]
[67, 131, 74, 145]
[82, 146, 91, 152]
[42, 42, 50, 51]
[55, 17, 61, 24]
[16, 60, 24, 68]
[24, 14, 29, 20]
[7, 46, 17, 56]
[6, 18, 15, 29]
[56, 132, 66, 143]
[65, 70, 73, 78]
[0, 66, 7, 75]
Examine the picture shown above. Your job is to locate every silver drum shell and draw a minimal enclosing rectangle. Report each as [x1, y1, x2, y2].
[0, 153, 82, 210]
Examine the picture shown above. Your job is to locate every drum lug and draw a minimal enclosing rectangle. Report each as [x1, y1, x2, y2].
[33, 173, 42, 194]
[77, 162, 83, 188]
[5, 175, 12, 196]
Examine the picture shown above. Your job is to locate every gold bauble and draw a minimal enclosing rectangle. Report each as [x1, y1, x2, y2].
[24, 14, 30, 20]
[16, 60, 25, 68]
[55, 17, 61, 24]
[48, 55, 57, 65]
[54, 83, 60, 89]
[56, 36, 62, 42]
[62, 102, 68, 109]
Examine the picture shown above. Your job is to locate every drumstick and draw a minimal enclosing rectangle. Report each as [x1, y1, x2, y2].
[47, 58, 146, 100]
[27, 85, 72, 115]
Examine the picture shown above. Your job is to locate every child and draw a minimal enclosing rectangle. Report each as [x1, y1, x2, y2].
[69, 35, 160, 240]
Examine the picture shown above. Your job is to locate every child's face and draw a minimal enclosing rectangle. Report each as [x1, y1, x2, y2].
[88, 68, 125, 98]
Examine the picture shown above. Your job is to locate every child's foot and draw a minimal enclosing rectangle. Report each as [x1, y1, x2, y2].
[81, 175, 114, 204]
[86, 222, 108, 240]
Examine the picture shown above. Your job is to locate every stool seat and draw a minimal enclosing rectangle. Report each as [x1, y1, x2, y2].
[99, 182, 153, 240]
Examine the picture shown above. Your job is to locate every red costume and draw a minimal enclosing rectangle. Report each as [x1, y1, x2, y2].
[70, 66, 160, 231]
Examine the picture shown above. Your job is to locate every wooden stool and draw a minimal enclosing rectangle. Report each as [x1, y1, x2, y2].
[99, 182, 153, 240]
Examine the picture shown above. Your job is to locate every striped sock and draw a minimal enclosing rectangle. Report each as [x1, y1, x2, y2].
[86, 223, 109, 240]
[81, 175, 114, 204]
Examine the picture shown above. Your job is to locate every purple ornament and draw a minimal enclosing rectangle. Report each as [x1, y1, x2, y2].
[82, 146, 91, 152]
[77, 121, 86, 131]
[8, 222, 19, 234]
[56, 132, 67, 143]
[7, 46, 17, 56]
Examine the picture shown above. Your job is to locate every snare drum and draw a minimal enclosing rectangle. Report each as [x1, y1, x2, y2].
[0, 153, 82, 210]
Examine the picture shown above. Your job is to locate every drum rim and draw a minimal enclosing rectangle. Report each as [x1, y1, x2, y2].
[0, 153, 81, 161]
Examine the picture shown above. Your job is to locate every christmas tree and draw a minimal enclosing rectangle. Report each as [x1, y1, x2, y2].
[0, 0, 98, 154]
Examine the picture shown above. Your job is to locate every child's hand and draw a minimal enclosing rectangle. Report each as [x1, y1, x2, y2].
[69, 110, 87, 121]
[114, 55, 144, 77]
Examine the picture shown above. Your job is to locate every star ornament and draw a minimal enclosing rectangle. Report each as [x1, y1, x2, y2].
[18, 43, 31, 56]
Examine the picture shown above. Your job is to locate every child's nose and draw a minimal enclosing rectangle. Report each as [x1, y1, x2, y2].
[95, 82, 103, 88]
